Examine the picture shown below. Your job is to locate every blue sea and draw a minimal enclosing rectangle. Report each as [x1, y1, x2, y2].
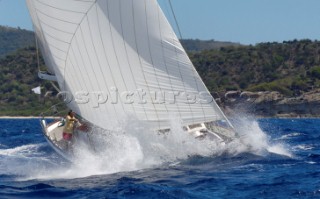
[0, 118, 319, 199]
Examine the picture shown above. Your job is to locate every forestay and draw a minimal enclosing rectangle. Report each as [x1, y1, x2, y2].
[26, 0, 229, 130]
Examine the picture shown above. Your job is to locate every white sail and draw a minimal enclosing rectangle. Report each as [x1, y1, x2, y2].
[26, 0, 229, 130]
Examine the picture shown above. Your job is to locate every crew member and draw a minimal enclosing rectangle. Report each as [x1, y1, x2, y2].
[63, 110, 78, 141]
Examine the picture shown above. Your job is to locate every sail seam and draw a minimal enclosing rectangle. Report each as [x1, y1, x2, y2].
[35, 8, 79, 25]
[35, 0, 86, 14]
[68, 47, 92, 117]
[86, 8, 119, 119]
[62, 0, 97, 92]
[104, 0, 136, 117]
[156, 1, 182, 121]
[65, 58, 88, 115]
[131, 0, 161, 122]
[117, 0, 142, 119]
[144, 0, 169, 129]
[78, 23, 111, 120]
[72, 34, 103, 123]
[45, 42, 68, 54]
[169, 27, 196, 125]
[42, 30, 71, 44]
[51, 53, 66, 62]
[183, 51, 208, 123]
[39, 19, 75, 35]
[94, 2, 126, 116]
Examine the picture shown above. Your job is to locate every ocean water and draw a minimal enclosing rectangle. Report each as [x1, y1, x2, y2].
[0, 118, 319, 199]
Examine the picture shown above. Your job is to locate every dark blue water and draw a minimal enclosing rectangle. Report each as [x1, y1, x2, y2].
[0, 119, 319, 198]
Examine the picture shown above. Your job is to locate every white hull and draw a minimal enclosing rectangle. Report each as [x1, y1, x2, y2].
[40, 119, 73, 160]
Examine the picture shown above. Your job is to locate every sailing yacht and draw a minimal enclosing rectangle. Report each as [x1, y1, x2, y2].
[26, 0, 236, 159]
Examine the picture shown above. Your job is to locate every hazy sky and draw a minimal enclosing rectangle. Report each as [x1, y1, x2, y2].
[1, 0, 320, 44]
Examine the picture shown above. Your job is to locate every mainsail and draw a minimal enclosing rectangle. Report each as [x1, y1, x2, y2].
[26, 0, 229, 130]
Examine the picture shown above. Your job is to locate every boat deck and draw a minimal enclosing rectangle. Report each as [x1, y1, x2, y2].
[42, 119, 69, 155]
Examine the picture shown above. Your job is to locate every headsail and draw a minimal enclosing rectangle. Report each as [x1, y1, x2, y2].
[26, 0, 230, 130]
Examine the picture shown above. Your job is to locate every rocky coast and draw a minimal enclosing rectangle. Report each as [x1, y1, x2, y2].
[216, 89, 320, 118]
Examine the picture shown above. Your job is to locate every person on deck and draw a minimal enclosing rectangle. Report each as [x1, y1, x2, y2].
[63, 110, 79, 141]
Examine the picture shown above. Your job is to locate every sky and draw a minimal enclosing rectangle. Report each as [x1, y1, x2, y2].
[1, 0, 320, 45]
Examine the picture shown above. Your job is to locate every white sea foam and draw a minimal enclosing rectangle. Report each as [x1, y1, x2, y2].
[0, 144, 54, 178]
[0, 144, 41, 157]
[224, 117, 293, 158]
[293, 144, 314, 151]
[6, 116, 292, 180]
[32, 118, 226, 180]
[277, 132, 303, 140]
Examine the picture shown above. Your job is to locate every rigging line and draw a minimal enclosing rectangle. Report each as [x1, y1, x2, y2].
[169, 14, 207, 123]
[34, 29, 41, 72]
[31, 0, 54, 73]
[166, 0, 205, 124]
[31, 0, 65, 101]
[34, 25, 61, 96]
[169, 27, 196, 125]
[168, 0, 183, 40]
[163, 0, 196, 124]
[167, 0, 214, 124]
[50, 81, 61, 92]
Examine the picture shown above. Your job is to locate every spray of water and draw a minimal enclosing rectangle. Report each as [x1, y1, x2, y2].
[226, 116, 292, 157]
[1, 116, 292, 180]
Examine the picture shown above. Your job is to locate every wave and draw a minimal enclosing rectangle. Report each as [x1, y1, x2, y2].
[1, 116, 293, 181]
[277, 132, 304, 140]
[0, 144, 42, 157]
[36, 117, 292, 180]
[293, 144, 315, 151]
[0, 143, 63, 180]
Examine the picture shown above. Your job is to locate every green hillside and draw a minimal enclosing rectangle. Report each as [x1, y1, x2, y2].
[0, 26, 34, 58]
[1, 37, 320, 116]
[0, 47, 58, 116]
[191, 39, 320, 96]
